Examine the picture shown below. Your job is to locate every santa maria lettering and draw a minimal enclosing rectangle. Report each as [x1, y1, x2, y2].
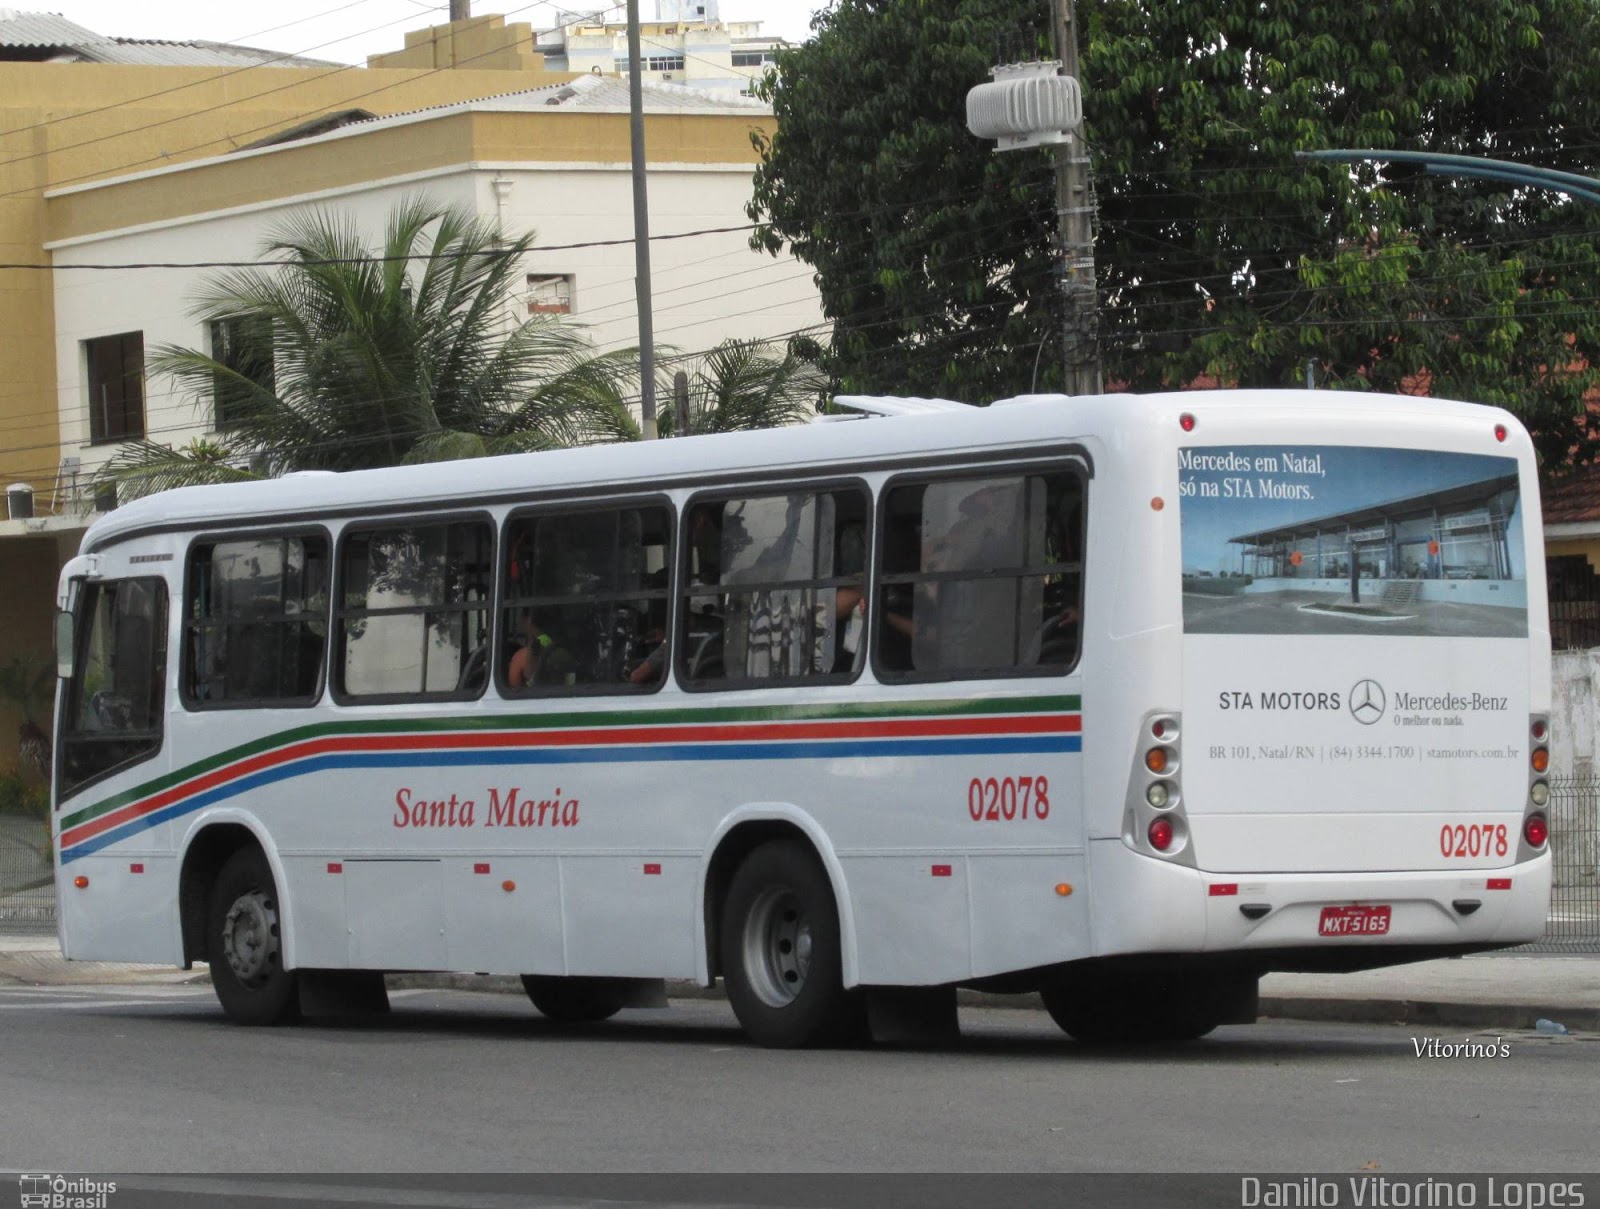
[393, 786, 581, 829]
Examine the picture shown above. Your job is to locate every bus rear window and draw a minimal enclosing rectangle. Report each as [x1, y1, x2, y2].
[874, 468, 1083, 680]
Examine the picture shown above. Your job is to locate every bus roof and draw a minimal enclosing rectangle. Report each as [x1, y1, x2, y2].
[79, 389, 1518, 553]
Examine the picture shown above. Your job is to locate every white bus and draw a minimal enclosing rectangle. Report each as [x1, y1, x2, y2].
[51, 390, 1553, 1046]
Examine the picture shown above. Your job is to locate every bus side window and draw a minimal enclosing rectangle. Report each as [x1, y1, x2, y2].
[336, 519, 493, 701]
[874, 468, 1084, 680]
[184, 533, 329, 707]
[499, 504, 671, 695]
[60, 577, 168, 798]
[678, 487, 868, 690]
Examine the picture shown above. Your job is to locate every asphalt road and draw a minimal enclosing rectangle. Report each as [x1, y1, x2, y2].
[2, 982, 1596, 1188]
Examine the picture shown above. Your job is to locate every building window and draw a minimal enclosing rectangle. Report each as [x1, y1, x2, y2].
[209, 315, 275, 430]
[336, 520, 494, 700]
[501, 504, 672, 694]
[184, 533, 329, 707]
[679, 487, 869, 689]
[874, 468, 1084, 680]
[85, 332, 145, 444]
[645, 54, 686, 70]
[527, 273, 575, 315]
[731, 50, 776, 66]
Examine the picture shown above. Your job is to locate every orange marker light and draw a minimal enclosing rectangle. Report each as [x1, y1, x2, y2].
[1151, 497, 1165, 511]
[73, 875, 89, 889]
[1054, 883, 1074, 897]
[1531, 747, 1549, 773]
[1145, 747, 1170, 774]
[501, 880, 517, 893]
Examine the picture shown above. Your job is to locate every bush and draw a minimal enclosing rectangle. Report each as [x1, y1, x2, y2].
[0, 766, 49, 820]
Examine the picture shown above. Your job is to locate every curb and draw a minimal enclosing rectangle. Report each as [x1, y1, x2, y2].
[1256, 995, 1600, 1033]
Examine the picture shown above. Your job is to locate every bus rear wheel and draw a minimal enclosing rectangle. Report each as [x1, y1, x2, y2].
[520, 976, 627, 1023]
[1041, 970, 1222, 1044]
[720, 840, 863, 1048]
[208, 847, 299, 1026]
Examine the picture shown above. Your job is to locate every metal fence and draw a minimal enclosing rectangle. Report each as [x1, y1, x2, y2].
[1520, 775, 1600, 952]
[1, 792, 1596, 947]
[0, 811, 53, 933]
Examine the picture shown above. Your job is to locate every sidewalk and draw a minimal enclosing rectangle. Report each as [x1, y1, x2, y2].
[2, 929, 1597, 1031]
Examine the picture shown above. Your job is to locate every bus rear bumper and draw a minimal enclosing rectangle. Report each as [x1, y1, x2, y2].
[1088, 839, 1553, 965]
[1200, 851, 1552, 957]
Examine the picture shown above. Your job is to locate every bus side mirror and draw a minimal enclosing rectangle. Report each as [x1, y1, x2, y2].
[54, 609, 74, 679]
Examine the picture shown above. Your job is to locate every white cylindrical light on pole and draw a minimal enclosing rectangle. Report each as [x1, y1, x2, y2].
[965, 63, 1082, 150]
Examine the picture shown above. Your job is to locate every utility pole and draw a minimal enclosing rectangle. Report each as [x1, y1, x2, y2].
[449, 0, 469, 22]
[1049, 0, 1099, 396]
[626, 0, 659, 438]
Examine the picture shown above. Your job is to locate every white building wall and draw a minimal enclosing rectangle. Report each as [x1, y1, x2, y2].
[49, 161, 822, 478]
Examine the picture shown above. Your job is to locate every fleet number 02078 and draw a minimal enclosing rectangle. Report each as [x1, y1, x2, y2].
[968, 776, 1050, 822]
[1440, 823, 1509, 858]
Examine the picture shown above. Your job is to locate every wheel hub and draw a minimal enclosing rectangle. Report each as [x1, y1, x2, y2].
[741, 885, 811, 1008]
[221, 891, 279, 987]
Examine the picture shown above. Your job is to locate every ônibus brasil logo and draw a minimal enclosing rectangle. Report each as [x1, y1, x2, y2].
[18, 1175, 116, 1209]
[1349, 679, 1386, 726]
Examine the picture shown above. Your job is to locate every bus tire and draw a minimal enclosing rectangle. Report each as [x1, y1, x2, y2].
[520, 976, 626, 1023]
[720, 839, 863, 1048]
[1042, 972, 1218, 1044]
[208, 847, 299, 1026]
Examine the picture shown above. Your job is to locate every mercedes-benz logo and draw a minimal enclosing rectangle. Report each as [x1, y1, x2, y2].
[1349, 679, 1386, 725]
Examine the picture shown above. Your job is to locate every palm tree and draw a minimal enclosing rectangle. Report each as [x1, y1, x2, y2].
[656, 339, 827, 436]
[96, 197, 642, 499]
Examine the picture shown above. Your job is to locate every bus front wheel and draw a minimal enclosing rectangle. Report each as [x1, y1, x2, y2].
[720, 840, 863, 1048]
[208, 847, 299, 1026]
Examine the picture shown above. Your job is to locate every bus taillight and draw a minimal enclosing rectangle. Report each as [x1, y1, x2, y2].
[1531, 746, 1549, 773]
[1524, 814, 1549, 848]
[1148, 818, 1175, 851]
[1145, 747, 1171, 774]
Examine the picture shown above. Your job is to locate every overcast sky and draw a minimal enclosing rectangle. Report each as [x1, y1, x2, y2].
[53, 0, 824, 65]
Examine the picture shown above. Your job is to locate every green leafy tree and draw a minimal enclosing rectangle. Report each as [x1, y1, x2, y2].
[96, 198, 642, 499]
[751, 0, 1600, 465]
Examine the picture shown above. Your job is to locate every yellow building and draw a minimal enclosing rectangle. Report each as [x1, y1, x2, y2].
[0, 10, 577, 749]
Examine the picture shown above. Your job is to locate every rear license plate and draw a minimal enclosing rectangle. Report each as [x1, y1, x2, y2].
[1318, 904, 1392, 937]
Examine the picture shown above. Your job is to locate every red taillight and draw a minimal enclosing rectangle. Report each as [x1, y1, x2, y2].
[1179, 413, 1196, 432]
[1524, 814, 1549, 848]
[1494, 423, 1508, 442]
[1148, 818, 1174, 851]
[1531, 719, 1547, 741]
[1152, 719, 1166, 738]
[1209, 883, 1238, 897]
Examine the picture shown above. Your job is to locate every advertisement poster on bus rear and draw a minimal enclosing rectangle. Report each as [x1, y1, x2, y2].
[1176, 444, 1530, 869]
